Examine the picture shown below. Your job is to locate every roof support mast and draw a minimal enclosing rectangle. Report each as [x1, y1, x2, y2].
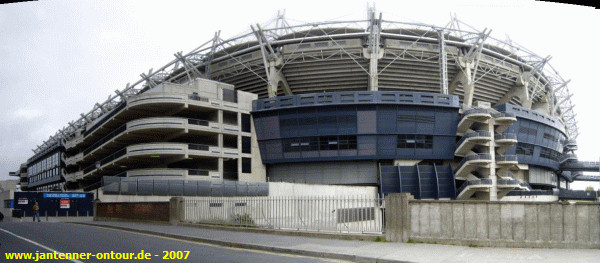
[252, 24, 291, 97]
[366, 5, 382, 91]
[438, 30, 448, 94]
[449, 28, 491, 108]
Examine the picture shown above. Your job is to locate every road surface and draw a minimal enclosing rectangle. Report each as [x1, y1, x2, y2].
[0, 222, 343, 262]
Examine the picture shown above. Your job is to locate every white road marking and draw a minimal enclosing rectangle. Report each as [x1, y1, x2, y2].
[0, 227, 84, 263]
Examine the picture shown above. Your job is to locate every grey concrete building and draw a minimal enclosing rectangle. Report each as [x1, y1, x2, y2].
[12, 79, 265, 192]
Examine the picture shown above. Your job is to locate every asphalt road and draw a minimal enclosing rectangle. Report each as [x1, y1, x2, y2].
[0, 222, 344, 263]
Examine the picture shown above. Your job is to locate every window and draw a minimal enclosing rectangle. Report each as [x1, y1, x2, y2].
[222, 88, 237, 103]
[397, 135, 416, 148]
[519, 127, 537, 136]
[339, 136, 357, 150]
[241, 114, 251, 133]
[540, 147, 560, 161]
[397, 135, 433, 149]
[516, 143, 534, 156]
[242, 158, 251, 173]
[242, 136, 251, 154]
[415, 135, 433, 149]
[300, 137, 318, 151]
[319, 136, 338, 150]
[283, 138, 300, 152]
[543, 132, 557, 142]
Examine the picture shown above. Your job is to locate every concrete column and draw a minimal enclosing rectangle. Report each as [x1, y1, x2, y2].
[218, 110, 223, 148]
[488, 120, 497, 201]
[169, 196, 184, 225]
[368, 50, 380, 91]
[218, 157, 224, 180]
[385, 193, 413, 242]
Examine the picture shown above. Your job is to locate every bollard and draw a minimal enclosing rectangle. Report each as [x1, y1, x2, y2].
[45, 210, 48, 221]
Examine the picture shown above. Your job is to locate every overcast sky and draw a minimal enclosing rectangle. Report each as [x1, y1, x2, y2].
[1, 0, 598, 189]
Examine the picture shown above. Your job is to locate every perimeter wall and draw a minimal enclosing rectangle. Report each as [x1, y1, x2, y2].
[385, 193, 600, 248]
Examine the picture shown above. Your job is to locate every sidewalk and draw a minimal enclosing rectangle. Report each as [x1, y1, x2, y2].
[73, 221, 599, 263]
[8, 216, 94, 223]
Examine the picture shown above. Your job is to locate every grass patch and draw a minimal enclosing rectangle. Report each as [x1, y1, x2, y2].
[374, 236, 386, 242]
[468, 244, 479, 248]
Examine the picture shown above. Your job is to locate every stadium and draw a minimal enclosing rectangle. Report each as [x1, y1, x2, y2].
[11, 9, 599, 201]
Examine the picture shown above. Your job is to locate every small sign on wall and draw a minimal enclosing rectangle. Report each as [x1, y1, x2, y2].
[60, 199, 70, 209]
[17, 199, 28, 205]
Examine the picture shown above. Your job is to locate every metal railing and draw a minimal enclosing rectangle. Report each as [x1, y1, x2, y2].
[83, 124, 127, 155]
[188, 94, 209, 102]
[558, 189, 599, 201]
[497, 178, 519, 186]
[496, 155, 518, 162]
[188, 118, 209, 126]
[457, 178, 492, 194]
[188, 144, 210, 151]
[519, 182, 533, 191]
[560, 153, 578, 164]
[506, 190, 554, 196]
[456, 153, 492, 171]
[456, 130, 491, 147]
[83, 148, 127, 175]
[183, 195, 385, 234]
[494, 133, 517, 141]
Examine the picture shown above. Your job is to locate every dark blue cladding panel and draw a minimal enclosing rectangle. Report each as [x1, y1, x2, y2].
[377, 106, 397, 133]
[496, 104, 566, 171]
[377, 135, 397, 156]
[252, 91, 459, 163]
[379, 164, 455, 199]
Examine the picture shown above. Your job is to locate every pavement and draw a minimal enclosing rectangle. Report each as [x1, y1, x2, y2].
[73, 220, 600, 263]
[6, 215, 94, 223]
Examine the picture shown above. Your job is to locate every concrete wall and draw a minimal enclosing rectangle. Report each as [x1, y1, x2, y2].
[501, 195, 558, 202]
[385, 193, 600, 248]
[0, 190, 13, 221]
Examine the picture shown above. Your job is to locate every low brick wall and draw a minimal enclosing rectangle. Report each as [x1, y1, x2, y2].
[95, 202, 170, 222]
[385, 193, 600, 248]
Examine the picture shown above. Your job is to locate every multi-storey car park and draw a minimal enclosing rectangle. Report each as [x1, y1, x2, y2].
[10, 9, 600, 201]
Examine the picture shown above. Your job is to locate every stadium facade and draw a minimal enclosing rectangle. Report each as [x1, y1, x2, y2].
[10, 9, 599, 201]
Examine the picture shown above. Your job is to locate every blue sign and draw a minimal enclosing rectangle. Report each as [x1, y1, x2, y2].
[43, 193, 87, 199]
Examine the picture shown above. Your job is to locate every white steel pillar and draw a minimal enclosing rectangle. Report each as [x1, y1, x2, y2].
[367, 12, 382, 91]
[439, 30, 448, 94]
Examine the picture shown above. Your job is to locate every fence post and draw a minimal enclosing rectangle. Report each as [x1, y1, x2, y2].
[169, 197, 184, 225]
[385, 193, 413, 242]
